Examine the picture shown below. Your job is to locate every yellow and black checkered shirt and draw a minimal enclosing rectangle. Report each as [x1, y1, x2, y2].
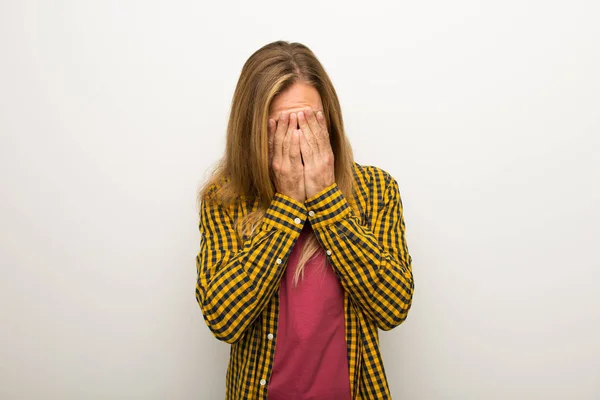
[196, 162, 414, 399]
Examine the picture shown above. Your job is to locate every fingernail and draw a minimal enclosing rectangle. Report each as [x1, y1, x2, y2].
[317, 111, 323, 119]
[298, 111, 304, 119]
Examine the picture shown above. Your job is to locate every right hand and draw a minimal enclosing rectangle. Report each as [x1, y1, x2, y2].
[268, 112, 306, 203]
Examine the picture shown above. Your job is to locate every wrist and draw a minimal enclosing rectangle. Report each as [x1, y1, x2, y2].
[277, 190, 305, 205]
[305, 182, 352, 229]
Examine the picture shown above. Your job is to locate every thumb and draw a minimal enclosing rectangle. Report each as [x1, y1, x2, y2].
[289, 129, 302, 167]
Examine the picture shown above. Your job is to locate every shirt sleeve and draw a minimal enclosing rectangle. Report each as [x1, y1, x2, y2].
[196, 191, 308, 344]
[305, 177, 414, 331]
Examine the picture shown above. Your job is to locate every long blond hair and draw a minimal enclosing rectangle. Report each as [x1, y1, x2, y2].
[197, 40, 357, 286]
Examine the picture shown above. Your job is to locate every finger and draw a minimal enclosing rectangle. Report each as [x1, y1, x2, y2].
[268, 118, 276, 160]
[282, 113, 296, 161]
[316, 110, 327, 130]
[306, 108, 321, 141]
[273, 112, 288, 164]
[287, 112, 298, 139]
[316, 110, 333, 153]
[298, 127, 315, 166]
[298, 109, 319, 154]
[289, 129, 302, 166]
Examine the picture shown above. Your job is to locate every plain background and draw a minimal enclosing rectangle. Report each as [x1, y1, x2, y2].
[1, 0, 599, 399]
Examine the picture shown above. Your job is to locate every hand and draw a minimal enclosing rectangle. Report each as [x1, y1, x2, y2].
[297, 108, 335, 199]
[268, 112, 306, 203]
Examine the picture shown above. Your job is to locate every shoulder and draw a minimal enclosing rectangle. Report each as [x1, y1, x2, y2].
[351, 161, 403, 217]
[201, 175, 232, 203]
[352, 161, 398, 192]
[198, 175, 236, 222]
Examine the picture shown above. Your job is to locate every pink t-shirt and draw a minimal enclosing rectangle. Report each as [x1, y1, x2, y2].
[267, 223, 352, 400]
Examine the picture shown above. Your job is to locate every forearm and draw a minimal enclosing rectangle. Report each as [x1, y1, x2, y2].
[306, 182, 414, 330]
[197, 192, 308, 343]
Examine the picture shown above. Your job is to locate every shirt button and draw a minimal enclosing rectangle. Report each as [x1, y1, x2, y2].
[308, 210, 315, 217]
[294, 217, 301, 224]
[326, 250, 332, 256]
[260, 379, 267, 386]
[276, 258, 282, 265]
[267, 333, 274, 340]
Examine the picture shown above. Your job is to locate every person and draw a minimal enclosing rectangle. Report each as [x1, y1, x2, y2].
[195, 40, 414, 400]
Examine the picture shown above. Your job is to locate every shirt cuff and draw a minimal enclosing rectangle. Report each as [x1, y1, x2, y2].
[263, 192, 308, 236]
[305, 182, 352, 229]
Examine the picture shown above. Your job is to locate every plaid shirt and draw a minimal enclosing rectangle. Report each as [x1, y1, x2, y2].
[196, 162, 414, 399]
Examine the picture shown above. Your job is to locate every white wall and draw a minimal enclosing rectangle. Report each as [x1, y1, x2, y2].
[1, 0, 598, 399]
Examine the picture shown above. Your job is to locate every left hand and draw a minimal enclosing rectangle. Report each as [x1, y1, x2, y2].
[297, 108, 335, 199]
